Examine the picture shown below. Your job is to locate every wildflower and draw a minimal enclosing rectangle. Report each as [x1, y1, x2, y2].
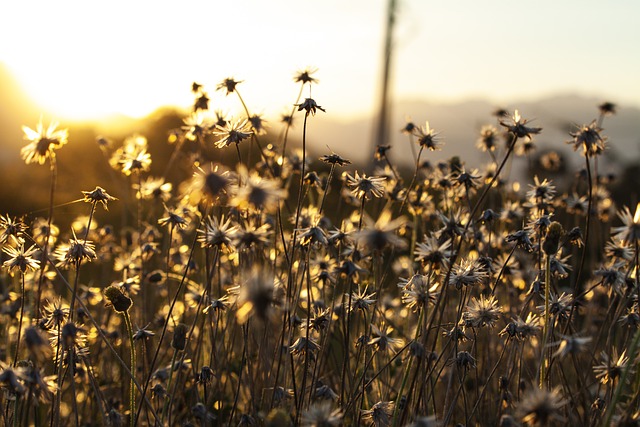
[132, 325, 155, 341]
[463, 295, 502, 328]
[551, 334, 591, 358]
[315, 382, 339, 401]
[567, 120, 606, 155]
[413, 121, 442, 150]
[593, 349, 629, 385]
[594, 264, 625, 289]
[230, 167, 287, 213]
[612, 203, 640, 243]
[294, 67, 319, 85]
[499, 110, 542, 140]
[297, 219, 329, 248]
[216, 77, 242, 95]
[505, 229, 534, 252]
[605, 238, 633, 261]
[41, 298, 69, 330]
[182, 111, 211, 141]
[104, 285, 132, 313]
[374, 144, 392, 161]
[361, 401, 394, 427]
[500, 313, 540, 341]
[414, 234, 452, 270]
[171, 323, 189, 351]
[111, 134, 152, 175]
[82, 186, 116, 211]
[21, 118, 69, 165]
[549, 255, 572, 279]
[194, 92, 209, 112]
[296, 98, 325, 116]
[348, 286, 376, 313]
[537, 292, 573, 320]
[198, 215, 237, 251]
[619, 307, 640, 328]
[476, 125, 499, 152]
[191, 402, 217, 423]
[399, 274, 439, 311]
[248, 114, 268, 135]
[320, 152, 351, 166]
[516, 386, 565, 426]
[135, 176, 172, 201]
[234, 267, 277, 324]
[346, 171, 386, 200]
[232, 221, 272, 250]
[0, 215, 27, 244]
[368, 324, 403, 354]
[190, 163, 231, 203]
[0, 365, 26, 395]
[444, 326, 469, 343]
[300, 307, 330, 333]
[24, 326, 52, 364]
[542, 222, 564, 255]
[598, 101, 617, 116]
[453, 168, 482, 191]
[213, 118, 252, 148]
[565, 226, 583, 247]
[157, 204, 189, 229]
[289, 336, 320, 358]
[301, 401, 342, 427]
[455, 351, 476, 369]
[2, 242, 40, 274]
[526, 176, 556, 206]
[449, 259, 488, 290]
[54, 231, 97, 269]
[353, 210, 406, 253]
[436, 210, 468, 239]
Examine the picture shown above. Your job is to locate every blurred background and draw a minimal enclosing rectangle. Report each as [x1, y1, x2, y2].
[1, 0, 639, 218]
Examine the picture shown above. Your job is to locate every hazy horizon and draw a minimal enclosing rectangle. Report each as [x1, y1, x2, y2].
[1, 1, 638, 121]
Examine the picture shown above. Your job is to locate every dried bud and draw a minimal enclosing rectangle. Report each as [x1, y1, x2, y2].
[543, 222, 564, 255]
[104, 285, 132, 313]
[171, 323, 189, 351]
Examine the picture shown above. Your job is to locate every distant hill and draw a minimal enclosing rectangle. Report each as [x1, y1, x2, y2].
[309, 95, 640, 175]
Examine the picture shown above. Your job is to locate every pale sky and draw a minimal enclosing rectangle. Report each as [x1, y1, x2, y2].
[1, 0, 638, 120]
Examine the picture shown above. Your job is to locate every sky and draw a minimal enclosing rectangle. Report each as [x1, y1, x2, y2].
[1, 0, 638, 121]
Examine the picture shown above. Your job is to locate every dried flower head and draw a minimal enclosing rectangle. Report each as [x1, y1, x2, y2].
[567, 120, 606, 156]
[499, 110, 542, 140]
[346, 171, 386, 199]
[21, 119, 69, 165]
[82, 186, 117, 210]
[297, 98, 325, 116]
[103, 285, 131, 314]
[516, 386, 565, 426]
[213, 119, 253, 148]
[2, 242, 40, 274]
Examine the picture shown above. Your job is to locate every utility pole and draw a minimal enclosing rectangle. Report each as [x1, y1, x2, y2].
[372, 0, 397, 170]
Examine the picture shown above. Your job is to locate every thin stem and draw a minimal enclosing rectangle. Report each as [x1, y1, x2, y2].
[124, 311, 136, 427]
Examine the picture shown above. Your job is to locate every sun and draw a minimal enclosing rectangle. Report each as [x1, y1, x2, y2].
[5, 61, 185, 121]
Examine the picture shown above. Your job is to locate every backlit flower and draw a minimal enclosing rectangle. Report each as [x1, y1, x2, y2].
[21, 119, 68, 165]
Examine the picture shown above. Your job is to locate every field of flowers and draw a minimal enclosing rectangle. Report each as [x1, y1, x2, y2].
[0, 70, 638, 426]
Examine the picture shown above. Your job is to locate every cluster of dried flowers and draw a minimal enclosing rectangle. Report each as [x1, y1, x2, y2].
[1, 71, 638, 427]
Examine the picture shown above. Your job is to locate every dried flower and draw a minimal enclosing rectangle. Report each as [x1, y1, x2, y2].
[82, 186, 117, 210]
[499, 110, 542, 140]
[297, 98, 325, 116]
[213, 119, 253, 148]
[21, 119, 68, 165]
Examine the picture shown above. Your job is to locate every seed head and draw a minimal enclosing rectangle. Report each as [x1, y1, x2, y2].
[103, 285, 132, 313]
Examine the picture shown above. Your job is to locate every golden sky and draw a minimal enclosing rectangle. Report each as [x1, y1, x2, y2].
[1, 0, 638, 120]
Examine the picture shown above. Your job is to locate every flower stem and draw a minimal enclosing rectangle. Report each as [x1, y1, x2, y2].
[123, 311, 136, 427]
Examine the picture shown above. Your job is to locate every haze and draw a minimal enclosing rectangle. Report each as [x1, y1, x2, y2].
[1, 0, 639, 120]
